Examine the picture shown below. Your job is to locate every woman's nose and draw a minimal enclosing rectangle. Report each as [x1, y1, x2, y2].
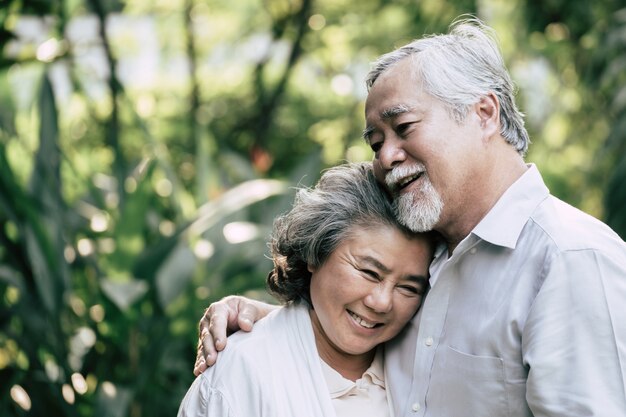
[364, 285, 393, 314]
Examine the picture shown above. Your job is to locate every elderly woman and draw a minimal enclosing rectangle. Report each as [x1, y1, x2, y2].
[178, 162, 435, 417]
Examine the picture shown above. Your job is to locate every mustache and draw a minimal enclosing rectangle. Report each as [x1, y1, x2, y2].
[384, 164, 426, 191]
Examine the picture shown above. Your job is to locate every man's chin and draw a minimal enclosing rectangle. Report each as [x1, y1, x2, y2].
[400, 217, 438, 233]
[394, 192, 442, 232]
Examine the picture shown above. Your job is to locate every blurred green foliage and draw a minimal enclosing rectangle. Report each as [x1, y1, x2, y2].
[0, 0, 624, 416]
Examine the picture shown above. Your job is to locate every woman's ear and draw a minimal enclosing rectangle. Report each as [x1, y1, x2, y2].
[307, 263, 316, 274]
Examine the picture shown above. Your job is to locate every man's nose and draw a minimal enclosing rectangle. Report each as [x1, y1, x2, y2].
[377, 140, 407, 171]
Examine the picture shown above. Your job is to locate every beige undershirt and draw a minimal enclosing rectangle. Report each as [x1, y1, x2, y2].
[319, 348, 390, 417]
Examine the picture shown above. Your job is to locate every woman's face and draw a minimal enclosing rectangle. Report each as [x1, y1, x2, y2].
[309, 225, 433, 361]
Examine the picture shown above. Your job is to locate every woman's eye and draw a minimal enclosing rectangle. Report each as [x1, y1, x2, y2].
[399, 285, 419, 294]
[398, 284, 427, 296]
[360, 269, 379, 280]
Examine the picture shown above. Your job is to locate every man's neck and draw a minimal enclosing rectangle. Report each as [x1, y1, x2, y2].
[440, 154, 528, 255]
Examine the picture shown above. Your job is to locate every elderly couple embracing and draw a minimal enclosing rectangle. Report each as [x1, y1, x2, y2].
[178, 17, 626, 417]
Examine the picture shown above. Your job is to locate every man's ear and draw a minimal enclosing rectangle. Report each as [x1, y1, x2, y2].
[307, 264, 316, 274]
[475, 92, 500, 140]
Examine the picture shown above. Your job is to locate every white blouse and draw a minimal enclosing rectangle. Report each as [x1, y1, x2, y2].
[178, 303, 393, 417]
[320, 347, 391, 417]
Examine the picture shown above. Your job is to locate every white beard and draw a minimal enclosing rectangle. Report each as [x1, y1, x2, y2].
[386, 165, 443, 232]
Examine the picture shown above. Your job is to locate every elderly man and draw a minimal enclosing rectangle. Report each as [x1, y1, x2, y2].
[194, 18, 626, 416]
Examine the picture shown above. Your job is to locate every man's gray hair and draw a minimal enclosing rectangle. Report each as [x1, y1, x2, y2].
[267, 162, 422, 304]
[365, 17, 530, 155]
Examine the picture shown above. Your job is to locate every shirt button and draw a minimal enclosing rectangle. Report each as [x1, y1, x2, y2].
[425, 337, 434, 346]
[411, 403, 421, 412]
[470, 247, 477, 254]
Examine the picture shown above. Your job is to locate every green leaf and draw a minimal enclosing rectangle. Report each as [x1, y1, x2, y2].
[155, 243, 197, 309]
[188, 178, 288, 237]
[22, 70, 69, 314]
[100, 278, 149, 311]
[24, 226, 58, 312]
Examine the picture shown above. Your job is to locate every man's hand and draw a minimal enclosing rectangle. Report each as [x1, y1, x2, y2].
[193, 295, 277, 376]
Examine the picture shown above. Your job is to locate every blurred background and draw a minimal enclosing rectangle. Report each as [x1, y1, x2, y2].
[0, 0, 625, 415]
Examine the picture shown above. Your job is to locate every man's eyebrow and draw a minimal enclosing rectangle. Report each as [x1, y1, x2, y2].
[381, 104, 412, 119]
[362, 104, 413, 142]
[362, 126, 375, 142]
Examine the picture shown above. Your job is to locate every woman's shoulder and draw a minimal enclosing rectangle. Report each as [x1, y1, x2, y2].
[212, 303, 310, 367]
[184, 304, 312, 413]
[187, 334, 274, 415]
[179, 303, 329, 417]
[178, 375, 235, 417]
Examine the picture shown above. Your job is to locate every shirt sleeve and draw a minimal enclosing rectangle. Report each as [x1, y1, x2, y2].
[523, 249, 626, 416]
[177, 374, 235, 417]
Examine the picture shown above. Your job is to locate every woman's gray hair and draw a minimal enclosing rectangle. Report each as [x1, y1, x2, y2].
[267, 162, 420, 304]
[365, 17, 530, 155]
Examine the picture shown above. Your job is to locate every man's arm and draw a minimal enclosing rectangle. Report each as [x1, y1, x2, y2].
[524, 249, 626, 415]
[194, 295, 278, 375]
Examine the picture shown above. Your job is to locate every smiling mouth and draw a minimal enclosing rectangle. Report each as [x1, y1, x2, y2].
[348, 310, 382, 329]
[397, 172, 423, 191]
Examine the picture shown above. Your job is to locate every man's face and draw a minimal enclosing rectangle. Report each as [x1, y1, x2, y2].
[364, 59, 484, 234]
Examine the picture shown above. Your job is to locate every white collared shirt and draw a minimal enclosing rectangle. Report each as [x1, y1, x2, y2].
[320, 348, 390, 417]
[384, 164, 626, 417]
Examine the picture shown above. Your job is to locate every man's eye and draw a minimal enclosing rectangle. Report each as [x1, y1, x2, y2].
[370, 142, 382, 153]
[396, 123, 412, 136]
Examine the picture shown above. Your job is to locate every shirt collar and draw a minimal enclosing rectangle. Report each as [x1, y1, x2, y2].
[365, 348, 385, 387]
[320, 347, 386, 398]
[471, 164, 549, 249]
